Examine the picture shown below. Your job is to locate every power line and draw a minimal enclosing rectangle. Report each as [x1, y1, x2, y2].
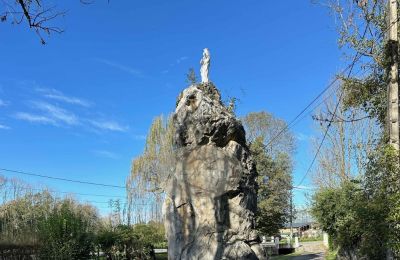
[82, 200, 150, 205]
[286, 66, 370, 133]
[296, 58, 363, 187]
[295, 16, 375, 187]
[264, 60, 359, 149]
[297, 92, 345, 187]
[0, 184, 126, 198]
[0, 184, 152, 206]
[0, 168, 126, 189]
[264, 10, 397, 149]
[292, 185, 316, 190]
[0, 176, 155, 207]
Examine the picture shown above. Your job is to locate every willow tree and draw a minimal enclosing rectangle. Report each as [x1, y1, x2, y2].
[126, 115, 175, 224]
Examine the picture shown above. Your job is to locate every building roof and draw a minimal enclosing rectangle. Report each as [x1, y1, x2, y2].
[283, 222, 314, 229]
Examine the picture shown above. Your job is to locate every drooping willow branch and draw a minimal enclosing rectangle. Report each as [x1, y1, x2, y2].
[126, 115, 175, 224]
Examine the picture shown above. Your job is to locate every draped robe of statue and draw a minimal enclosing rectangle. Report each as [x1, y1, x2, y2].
[200, 48, 210, 83]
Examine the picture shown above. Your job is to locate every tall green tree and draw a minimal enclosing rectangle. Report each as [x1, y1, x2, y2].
[243, 111, 295, 236]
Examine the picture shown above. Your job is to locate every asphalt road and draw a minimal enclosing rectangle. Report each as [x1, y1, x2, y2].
[288, 252, 325, 260]
[271, 241, 326, 260]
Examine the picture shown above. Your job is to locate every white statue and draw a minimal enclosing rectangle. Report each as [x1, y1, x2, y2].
[200, 48, 210, 83]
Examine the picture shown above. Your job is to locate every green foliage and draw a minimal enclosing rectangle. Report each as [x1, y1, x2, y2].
[325, 248, 338, 260]
[186, 68, 198, 84]
[132, 221, 166, 249]
[0, 190, 54, 246]
[312, 180, 391, 258]
[252, 137, 292, 236]
[0, 187, 99, 259]
[324, 0, 388, 125]
[389, 192, 400, 255]
[243, 112, 294, 236]
[298, 235, 323, 242]
[0, 176, 167, 259]
[311, 143, 400, 258]
[342, 72, 387, 125]
[313, 0, 400, 257]
[96, 228, 118, 258]
[364, 144, 400, 256]
[37, 199, 98, 259]
[96, 222, 166, 259]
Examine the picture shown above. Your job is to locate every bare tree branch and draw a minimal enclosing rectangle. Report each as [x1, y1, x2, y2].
[1, 0, 66, 44]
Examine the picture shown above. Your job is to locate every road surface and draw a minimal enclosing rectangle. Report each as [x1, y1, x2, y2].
[271, 241, 326, 260]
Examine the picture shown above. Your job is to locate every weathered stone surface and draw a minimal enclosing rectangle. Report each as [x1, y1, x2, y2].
[163, 82, 267, 259]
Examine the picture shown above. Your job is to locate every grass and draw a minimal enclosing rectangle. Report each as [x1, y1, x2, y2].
[299, 236, 323, 242]
[97, 252, 168, 260]
[325, 248, 338, 260]
[270, 251, 302, 260]
[155, 252, 168, 260]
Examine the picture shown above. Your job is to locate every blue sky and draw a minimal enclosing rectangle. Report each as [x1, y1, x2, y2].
[0, 1, 344, 213]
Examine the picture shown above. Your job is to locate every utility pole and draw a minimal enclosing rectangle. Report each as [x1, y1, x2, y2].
[388, 0, 399, 151]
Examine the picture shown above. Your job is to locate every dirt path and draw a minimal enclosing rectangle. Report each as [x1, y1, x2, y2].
[295, 241, 326, 259]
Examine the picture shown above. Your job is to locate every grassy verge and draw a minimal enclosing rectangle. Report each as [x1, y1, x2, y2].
[155, 252, 168, 260]
[270, 252, 302, 260]
[325, 248, 338, 260]
[299, 236, 323, 242]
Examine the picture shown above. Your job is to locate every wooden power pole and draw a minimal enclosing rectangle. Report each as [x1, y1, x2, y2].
[388, 0, 400, 151]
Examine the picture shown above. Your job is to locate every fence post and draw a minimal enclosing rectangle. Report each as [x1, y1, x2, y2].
[323, 232, 329, 248]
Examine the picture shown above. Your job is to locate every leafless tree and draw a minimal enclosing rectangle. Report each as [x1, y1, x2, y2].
[312, 88, 380, 188]
[1, 0, 97, 44]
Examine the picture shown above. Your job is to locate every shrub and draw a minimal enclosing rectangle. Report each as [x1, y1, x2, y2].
[311, 181, 389, 258]
[37, 199, 98, 259]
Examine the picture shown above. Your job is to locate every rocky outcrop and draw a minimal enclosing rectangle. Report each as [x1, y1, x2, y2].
[163, 82, 266, 259]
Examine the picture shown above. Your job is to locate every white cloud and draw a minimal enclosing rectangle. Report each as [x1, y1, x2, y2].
[0, 124, 10, 130]
[90, 120, 128, 132]
[176, 56, 188, 64]
[161, 56, 189, 74]
[15, 112, 56, 125]
[0, 99, 9, 107]
[93, 150, 119, 159]
[293, 185, 316, 190]
[296, 132, 311, 141]
[36, 88, 91, 107]
[133, 134, 146, 140]
[33, 101, 79, 125]
[96, 58, 142, 77]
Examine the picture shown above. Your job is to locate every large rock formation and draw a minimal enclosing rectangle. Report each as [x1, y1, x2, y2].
[163, 82, 266, 259]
